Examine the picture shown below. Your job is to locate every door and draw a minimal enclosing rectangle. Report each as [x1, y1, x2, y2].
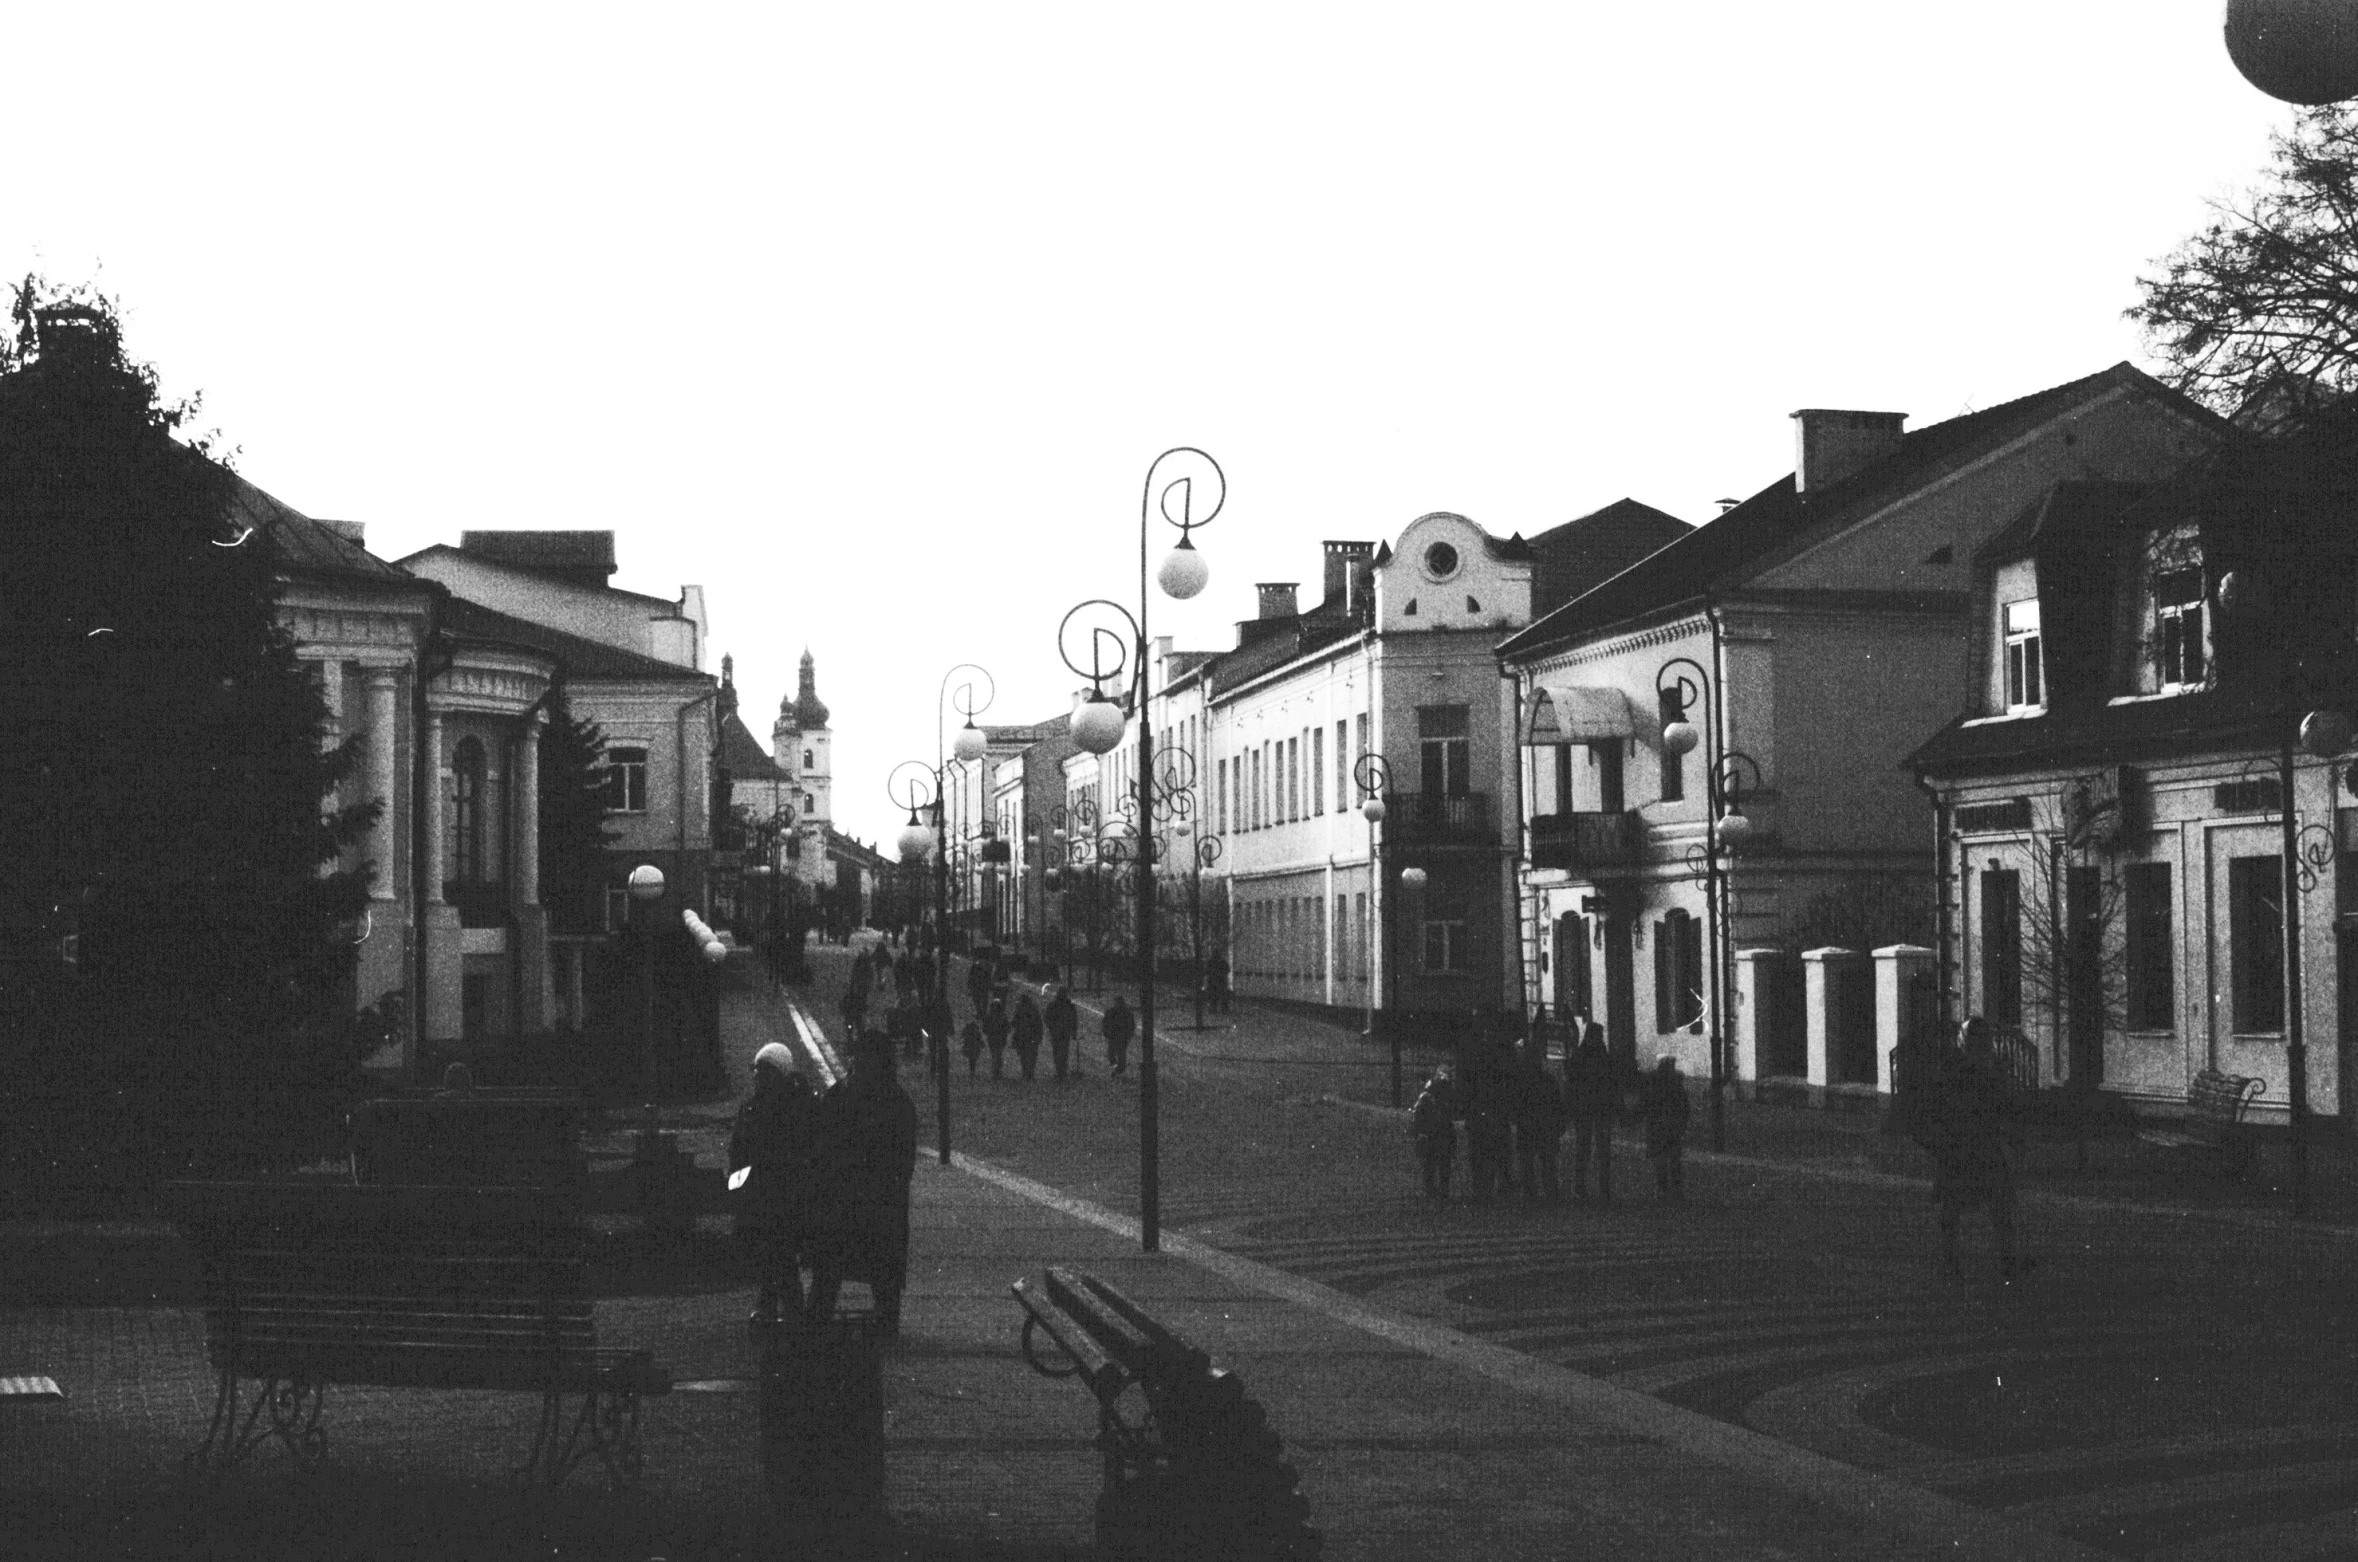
[1603, 919, 1637, 1071]
[1553, 914, 1592, 1028]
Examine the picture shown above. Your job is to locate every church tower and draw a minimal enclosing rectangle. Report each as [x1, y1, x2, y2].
[771, 650, 833, 890]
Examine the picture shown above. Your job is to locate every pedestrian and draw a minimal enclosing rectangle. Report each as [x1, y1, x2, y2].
[849, 947, 874, 1007]
[1931, 1017, 2019, 1281]
[894, 950, 916, 999]
[966, 955, 992, 1018]
[804, 1037, 919, 1331]
[982, 997, 1011, 1078]
[890, 989, 921, 1059]
[923, 992, 955, 1076]
[961, 1017, 986, 1076]
[1462, 1039, 1513, 1204]
[1012, 991, 1044, 1080]
[1565, 1021, 1619, 1204]
[1046, 985, 1079, 1079]
[1512, 1046, 1568, 1203]
[1102, 994, 1135, 1076]
[1410, 1065, 1459, 1198]
[840, 984, 868, 1037]
[1206, 951, 1231, 1015]
[730, 1043, 821, 1324]
[1639, 1055, 1691, 1199]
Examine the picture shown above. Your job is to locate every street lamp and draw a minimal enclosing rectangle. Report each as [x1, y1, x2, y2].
[890, 759, 956, 1166]
[1179, 827, 1224, 1032]
[2225, 0, 2358, 105]
[626, 862, 667, 1155]
[1656, 658, 1760, 1155]
[1055, 446, 1223, 1253]
[1354, 752, 1391, 1047]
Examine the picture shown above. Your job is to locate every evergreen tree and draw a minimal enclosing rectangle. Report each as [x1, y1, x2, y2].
[538, 679, 616, 934]
[0, 280, 375, 1060]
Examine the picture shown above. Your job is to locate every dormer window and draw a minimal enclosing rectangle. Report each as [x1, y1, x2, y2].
[2155, 567, 2206, 691]
[2004, 599, 2043, 712]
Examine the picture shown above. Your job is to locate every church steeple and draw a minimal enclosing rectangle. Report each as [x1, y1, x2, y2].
[793, 648, 830, 730]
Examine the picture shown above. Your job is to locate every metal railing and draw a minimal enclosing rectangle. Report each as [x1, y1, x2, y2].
[1529, 810, 1644, 870]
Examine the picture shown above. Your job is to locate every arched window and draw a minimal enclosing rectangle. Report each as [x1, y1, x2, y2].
[453, 737, 487, 885]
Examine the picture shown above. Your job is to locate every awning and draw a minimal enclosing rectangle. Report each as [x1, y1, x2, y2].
[1524, 684, 1641, 746]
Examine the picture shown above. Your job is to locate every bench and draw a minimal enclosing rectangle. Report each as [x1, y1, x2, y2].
[165, 1180, 669, 1486]
[2139, 1070, 2267, 1176]
[1, 1376, 63, 1407]
[1013, 1265, 1319, 1559]
[349, 1090, 588, 1188]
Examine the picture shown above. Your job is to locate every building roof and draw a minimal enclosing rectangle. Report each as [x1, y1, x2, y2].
[394, 542, 684, 611]
[1905, 686, 2276, 777]
[1498, 363, 2213, 660]
[718, 707, 788, 782]
[1525, 498, 1693, 618]
[439, 596, 713, 685]
[241, 475, 414, 586]
[455, 530, 617, 587]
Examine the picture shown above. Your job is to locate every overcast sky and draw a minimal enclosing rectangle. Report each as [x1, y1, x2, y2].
[5, 3, 2298, 846]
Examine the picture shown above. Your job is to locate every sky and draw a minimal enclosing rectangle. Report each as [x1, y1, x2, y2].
[2, 3, 2303, 848]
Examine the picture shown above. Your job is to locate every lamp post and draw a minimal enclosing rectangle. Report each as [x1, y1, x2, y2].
[1056, 446, 1222, 1254]
[626, 864, 669, 1192]
[1394, 862, 1428, 1106]
[1656, 657, 1759, 1155]
[1354, 753, 1391, 1044]
[891, 759, 956, 1166]
[1180, 829, 1223, 1031]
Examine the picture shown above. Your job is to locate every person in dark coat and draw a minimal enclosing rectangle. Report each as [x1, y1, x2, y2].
[1011, 992, 1045, 1080]
[1565, 1021, 1620, 1204]
[730, 1043, 821, 1323]
[1206, 951, 1231, 1015]
[1512, 1047, 1569, 1203]
[961, 1017, 986, 1076]
[849, 948, 875, 1007]
[982, 997, 1011, 1078]
[804, 1039, 920, 1330]
[1409, 1065, 1459, 1197]
[1932, 1017, 2019, 1280]
[1460, 1034, 1514, 1205]
[1639, 1054, 1691, 1199]
[966, 956, 993, 1018]
[1045, 986, 1079, 1079]
[1102, 994, 1136, 1076]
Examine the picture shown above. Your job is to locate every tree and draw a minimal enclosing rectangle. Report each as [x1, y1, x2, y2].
[537, 680, 616, 934]
[2129, 105, 2358, 414]
[0, 280, 375, 1058]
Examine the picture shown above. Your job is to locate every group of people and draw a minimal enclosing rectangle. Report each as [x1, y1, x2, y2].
[1410, 1021, 1691, 1206]
[838, 942, 1146, 1084]
[728, 1036, 920, 1330]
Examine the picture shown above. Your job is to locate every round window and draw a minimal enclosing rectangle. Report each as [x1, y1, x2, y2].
[1423, 540, 1460, 580]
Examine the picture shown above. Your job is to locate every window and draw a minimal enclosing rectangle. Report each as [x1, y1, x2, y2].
[1418, 705, 1470, 798]
[1423, 917, 1468, 972]
[1552, 744, 1574, 814]
[1312, 726, 1325, 815]
[1336, 721, 1349, 812]
[2156, 566, 2206, 691]
[803, 748, 814, 768]
[1422, 540, 1460, 580]
[603, 745, 648, 814]
[1354, 892, 1367, 981]
[1979, 868, 2022, 1027]
[2229, 855, 2285, 1033]
[1658, 689, 1686, 802]
[452, 737, 487, 885]
[1653, 909, 1702, 1031]
[1288, 737, 1301, 820]
[1335, 894, 1351, 978]
[1217, 758, 1228, 834]
[1594, 740, 1624, 813]
[1355, 714, 1368, 782]
[2004, 599, 2043, 711]
[2126, 861, 2174, 1031]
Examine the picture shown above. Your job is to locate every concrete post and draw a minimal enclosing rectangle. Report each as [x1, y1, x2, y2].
[1802, 947, 1864, 1092]
[1873, 944, 1935, 1097]
[1731, 948, 1781, 1085]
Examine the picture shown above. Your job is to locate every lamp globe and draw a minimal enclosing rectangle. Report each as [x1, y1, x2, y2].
[1071, 694, 1126, 755]
[1662, 720, 1701, 757]
[2226, 0, 2358, 104]
[1158, 537, 1210, 600]
[953, 721, 987, 763]
[1361, 795, 1387, 824]
[2302, 709, 2354, 758]
[1718, 809, 1753, 844]
[627, 864, 665, 903]
[1399, 865, 1429, 890]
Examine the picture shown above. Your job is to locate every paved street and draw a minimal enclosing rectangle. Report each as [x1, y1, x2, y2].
[828, 936, 2358, 1560]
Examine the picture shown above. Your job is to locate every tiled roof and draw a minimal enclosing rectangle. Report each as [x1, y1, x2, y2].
[1499, 363, 2205, 659]
[1906, 686, 2275, 777]
[457, 530, 616, 579]
[439, 596, 712, 685]
[240, 476, 413, 586]
[1526, 498, 1693, 617]
[395, 543, 682, 610]
[718, 708, 787, 781]
[1201, 614, 1363, 703]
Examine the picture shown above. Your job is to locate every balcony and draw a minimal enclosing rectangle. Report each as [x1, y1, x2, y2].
[1529, 811, 1644, 872]
[1387, 791, 1492, 844]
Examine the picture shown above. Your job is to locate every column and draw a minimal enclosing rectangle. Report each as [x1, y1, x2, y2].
[513, 711, 552, 1034]
[515, 714, 542, 908]
[1731, 947, 1778, 1086]
[423, 709, 447, 904]
[314, 661, 344, 876]
[366, 669, 400, 901]
[421, 704, 463, 1048]
[1873, 944, 1936, 1098]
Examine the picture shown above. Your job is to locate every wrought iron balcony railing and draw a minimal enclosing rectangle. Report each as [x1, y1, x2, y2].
[1387, 791, 1492, 843]
[1529, 811, 1644, 871]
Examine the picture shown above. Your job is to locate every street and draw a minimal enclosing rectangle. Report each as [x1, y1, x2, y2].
[816, 937, 2358, 1561]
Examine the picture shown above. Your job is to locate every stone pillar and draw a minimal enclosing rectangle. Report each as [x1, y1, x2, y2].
[421, 706, 463, 1048]
[1873, 944, 1936, 1097]
[514, 714, 552, 1034]
[1803, 947, 1864, 1092]
[366, 669, 400, 902]
[1732, 947, 1780, 1085]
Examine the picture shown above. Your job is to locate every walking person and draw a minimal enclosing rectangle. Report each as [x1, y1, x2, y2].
[1931, 1017, 2020, 1281]
[982, 996, 1011, 1078]
[1513, 1046, 1568, 1204]
[804, 1038, 920, 1332]
[1207, 951, 1231, 1015]
[965, 955, 993, 1021]
[1045, 985, 1078, 1079]
[1011, 990, 1044, 1080]
[1102, 994, 1135, 1076]
[730, 1044, 821, 1324]
[960, 1016, 986, 1076]
[1566, 1021, 1619, 1204]
[1462, 1037, 1513, 1205]
[1410, 1065, 1459, 1198]
[1639, 1055, 1691, 1199]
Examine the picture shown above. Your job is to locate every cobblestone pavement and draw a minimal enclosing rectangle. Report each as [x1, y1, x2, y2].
[819, 937, 2358, 1560]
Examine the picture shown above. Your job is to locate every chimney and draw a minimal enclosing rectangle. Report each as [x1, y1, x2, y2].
[1791, 409, 1906, 494]
[1321, 541, 1375, 613]
[1256, 582, 1299, 620]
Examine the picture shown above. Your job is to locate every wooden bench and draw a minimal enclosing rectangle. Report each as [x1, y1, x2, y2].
[165, 1180, 668, 1486]
[1, 1376, 63, 1407]
[1012, 1266, 1318, 1559]
[349, 1091, 588, 1188]
[2139, 1070, 2267, 1176]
